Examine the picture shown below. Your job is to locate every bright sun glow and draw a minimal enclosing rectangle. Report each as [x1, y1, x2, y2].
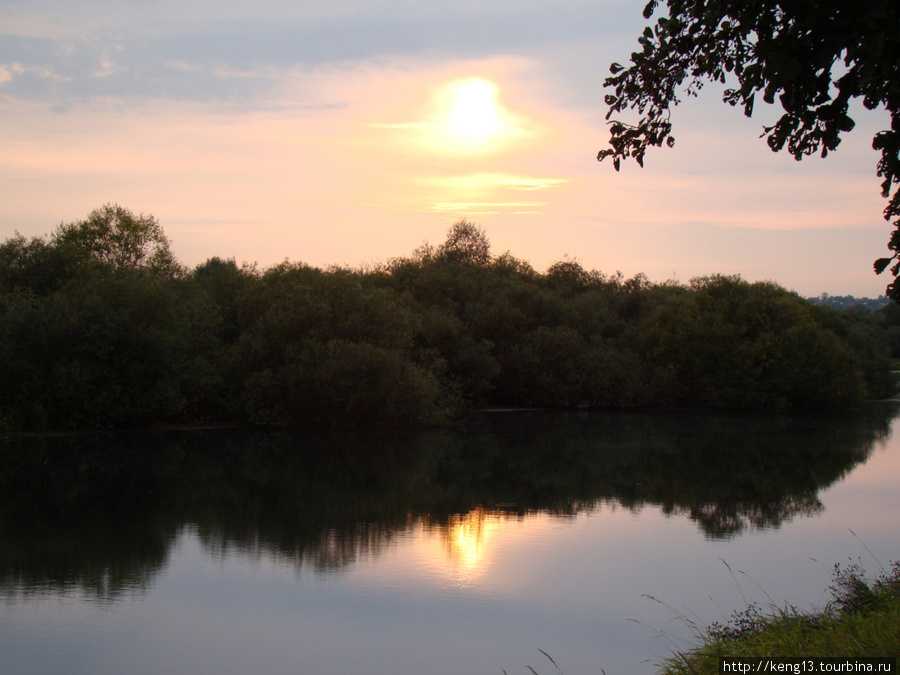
[430, 77, 521, 152]
[372, 75, 529, 156]
[446, 78, 502, 141]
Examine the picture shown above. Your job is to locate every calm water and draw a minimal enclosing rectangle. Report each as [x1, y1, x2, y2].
[1, 405, 899, 675]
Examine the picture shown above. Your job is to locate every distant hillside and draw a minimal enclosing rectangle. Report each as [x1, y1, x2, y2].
[807, 294, 892, 312]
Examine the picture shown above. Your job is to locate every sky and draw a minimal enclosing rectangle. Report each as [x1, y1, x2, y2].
[0, 0, 894, 297]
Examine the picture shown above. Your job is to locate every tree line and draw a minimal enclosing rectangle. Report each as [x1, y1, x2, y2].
[808, 295, 891, 313]
[0, 205, 895, 431]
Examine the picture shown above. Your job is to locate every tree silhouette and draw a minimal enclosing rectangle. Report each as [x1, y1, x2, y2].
[599, 0, 900, 299]
[437, 220, 492, 266]
[52, 203, 181, 277]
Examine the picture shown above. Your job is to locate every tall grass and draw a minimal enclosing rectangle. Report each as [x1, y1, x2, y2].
[502, 557, 899, 674]
[657, 560, 900, 674]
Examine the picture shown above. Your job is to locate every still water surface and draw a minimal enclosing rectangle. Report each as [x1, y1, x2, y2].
[2, 405, 899, 674]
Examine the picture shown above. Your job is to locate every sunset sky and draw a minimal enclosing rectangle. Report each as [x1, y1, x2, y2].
[1, 0, 893, 297]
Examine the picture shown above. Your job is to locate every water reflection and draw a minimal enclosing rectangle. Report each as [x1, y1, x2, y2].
[1, 404, 897, 601]
[424, 507, 502, 574]
[442, 508, 492, 570]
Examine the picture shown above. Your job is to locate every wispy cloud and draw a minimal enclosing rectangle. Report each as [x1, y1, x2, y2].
[426, 174, 568, 191]
[0, 0, 620, 108]
[431, 201, 549, 214]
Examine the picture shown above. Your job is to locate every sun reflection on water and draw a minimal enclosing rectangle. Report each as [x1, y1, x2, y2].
[417, 508, 507, 585]
[443, 508, 493, 571]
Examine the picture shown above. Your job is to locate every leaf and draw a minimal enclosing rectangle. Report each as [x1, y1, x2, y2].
[874, 257, 893, 274]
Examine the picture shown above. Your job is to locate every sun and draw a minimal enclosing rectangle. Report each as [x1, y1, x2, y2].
[373, 75, 527, 155]
[445, 78, 502, 142]
[429, 77, 523, 151]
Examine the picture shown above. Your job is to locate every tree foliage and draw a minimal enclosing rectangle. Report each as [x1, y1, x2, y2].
[436, 219, 492, 266]
[52, 203, 181, 277]
[598, 0, 900, 298]
[0, 212, 894, 431]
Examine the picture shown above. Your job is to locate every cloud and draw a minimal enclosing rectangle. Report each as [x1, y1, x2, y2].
[495, 176, 568, 191]
[430, 201, 550, 214]
[421, 173, 567, 191]
[0, 0, 635, 109]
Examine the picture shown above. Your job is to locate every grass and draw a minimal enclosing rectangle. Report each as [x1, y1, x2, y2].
[657, 560, 900, 674]
[503, 557, 898, 675]
[502, 649, 573, 675]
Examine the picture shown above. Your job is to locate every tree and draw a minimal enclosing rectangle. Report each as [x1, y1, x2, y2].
[0, 233, 81, 295]
[598, 1, 900, 298]
[52, 204, 181, 277]
[437, 220, 492, 266]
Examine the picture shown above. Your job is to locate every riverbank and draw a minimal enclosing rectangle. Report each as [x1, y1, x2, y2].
[657, 561, 900, 674]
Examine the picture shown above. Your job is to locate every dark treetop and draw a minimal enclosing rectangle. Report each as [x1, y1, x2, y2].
[598, 0, 900, 298]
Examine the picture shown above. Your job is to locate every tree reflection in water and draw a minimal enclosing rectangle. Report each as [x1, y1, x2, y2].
[1, 403, 897, 600]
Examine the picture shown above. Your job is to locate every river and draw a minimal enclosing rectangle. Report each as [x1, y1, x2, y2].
[1, 403, 899, 674]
